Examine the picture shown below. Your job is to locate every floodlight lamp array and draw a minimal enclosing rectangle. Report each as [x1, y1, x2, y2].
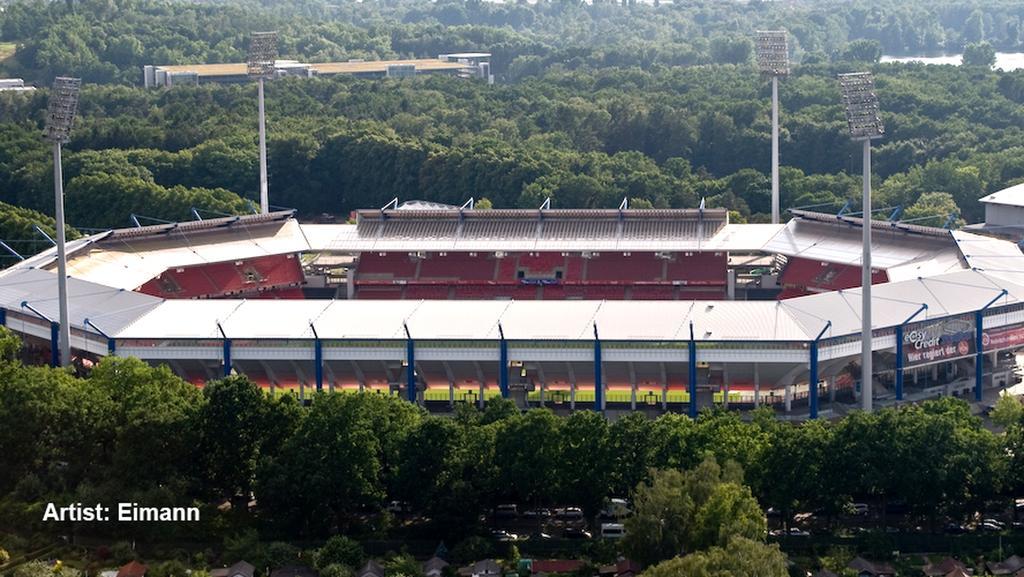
[43, 77, 81, 144]
[755, 30, 789, 76]
[838, 72, 885, 140]
[247, 31, 278, 78]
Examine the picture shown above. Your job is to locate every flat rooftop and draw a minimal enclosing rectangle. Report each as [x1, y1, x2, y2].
[154, 58, 469, 77]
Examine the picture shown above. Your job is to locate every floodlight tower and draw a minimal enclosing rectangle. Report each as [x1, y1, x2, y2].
[755, 30, 789, 224]
[43, 76, 81, 367]
[248, 31, 277, 215]
[838, 71, 885, 412]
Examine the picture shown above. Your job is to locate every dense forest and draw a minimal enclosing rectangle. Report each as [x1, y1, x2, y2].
[2, 61, 1024, 255]
[4, 0, 1024, 84]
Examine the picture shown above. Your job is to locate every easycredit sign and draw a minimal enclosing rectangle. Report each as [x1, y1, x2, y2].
[903, 316, 975, 367]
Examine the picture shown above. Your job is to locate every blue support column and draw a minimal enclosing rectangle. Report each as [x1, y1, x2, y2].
[894, 325, 904, 401]
[688, 322, 698, 419]
[0, 308, 6, 326]
[975, 310, 984, 402]
[107, 338, 116, 354]
[499, 329, 509, 399]
[222, 339, 232, 377]
[314, 339, 324, 392]
[808, 321, 831, 420]
[406, 338, 416, 403]
[50, 322, 60, 367]
[593, 324, 603, 412]
[976, 290, 1008, 402]
[809, 340, 819, 419]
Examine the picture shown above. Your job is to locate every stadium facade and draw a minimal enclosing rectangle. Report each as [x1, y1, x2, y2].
[2, 204, 1023, 419]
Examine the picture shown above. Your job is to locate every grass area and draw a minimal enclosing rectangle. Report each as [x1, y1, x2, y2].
[0, 42, 16, 62]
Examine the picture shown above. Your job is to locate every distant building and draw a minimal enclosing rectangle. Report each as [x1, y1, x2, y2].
[458, 560, 502, 577]
[270, 566, 318, 577]
[211, 561, 256, 577]
[0, 78, 35, 92]
[423, 557, 450, 577]
[970, 182, 1024, 240]
[847, 557, 895, 577]
[143, 53, 491, 88]
[357, 561, 385, 577]
[116, 561, 148, 577]
[439, 52, 494, 84]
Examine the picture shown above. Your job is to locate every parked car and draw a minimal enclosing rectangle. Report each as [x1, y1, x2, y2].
[524, 531, 553, 541]
[562, 527, 592, 539]
[978, 521, 1004, 532]
[553, 507, 585, 526]
[600, 498, 632, 520]
[982, 518, 1006, 529]
[386, 500, 411, 514]
[600, 523, 626, 539]
[843, 504, 868, 516]
[786, 528, 810, 537]
[944, 522, 968, 534]
[491, 529, 519, 542]
[493, 504, 519, 519]
[522, 508, 551, 520]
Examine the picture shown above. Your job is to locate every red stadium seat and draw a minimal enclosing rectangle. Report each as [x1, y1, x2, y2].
[405, 285, 452, 299]
[518, 253, 564, 277]
[418, 253, 495, 281]
[356, 253, 418, 278]
[138, 254, 305, 299]
[778, 257, 888, 299]
[665, 252, 728, 285]
[587, 253, 663, 281]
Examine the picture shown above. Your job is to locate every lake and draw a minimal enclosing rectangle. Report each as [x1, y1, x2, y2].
[880, 52, 1024, 71]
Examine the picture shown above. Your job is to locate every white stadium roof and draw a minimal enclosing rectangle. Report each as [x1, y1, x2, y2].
[13, 266, 1003, 344]
[3, 208, 1024, 348]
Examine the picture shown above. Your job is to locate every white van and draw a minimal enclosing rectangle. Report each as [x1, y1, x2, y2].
[601, 523, 625, 539]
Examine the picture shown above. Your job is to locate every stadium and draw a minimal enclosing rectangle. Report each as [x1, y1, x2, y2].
[1, 199, 1023, 419]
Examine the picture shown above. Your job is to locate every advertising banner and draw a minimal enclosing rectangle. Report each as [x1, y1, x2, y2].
[903, 315, 975, 367]
[982, 323, 1024, 351]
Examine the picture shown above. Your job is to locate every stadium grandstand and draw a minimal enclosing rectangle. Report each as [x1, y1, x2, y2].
[2, 201, 1023, 419]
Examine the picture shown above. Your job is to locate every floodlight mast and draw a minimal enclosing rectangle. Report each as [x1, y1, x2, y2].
[755, 30, 789, 225]
[838, 71, 885, 413]
[248, 31, 277, 215]
[43, 76, 81, 367]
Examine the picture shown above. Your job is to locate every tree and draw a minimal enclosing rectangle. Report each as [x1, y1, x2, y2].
[256, 394, 387, 535]
[640, 537, 787, 577]
[315, 536, 364, 570]
[841, 39, 882, 63]
[753, 421, 833, 528]
[556, 411, 612, 518]
[0, 325, 21, 362]
[623, 457, 765, 566]
[494, 409, 562, 505]
[963, 42, 996, 68]
[690, 482, 766, 550]
[992, 393, 1024, 428]
[902, 191, 960, 227]
[88, 357, 203, 492]
[197, 375, 272, 501]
